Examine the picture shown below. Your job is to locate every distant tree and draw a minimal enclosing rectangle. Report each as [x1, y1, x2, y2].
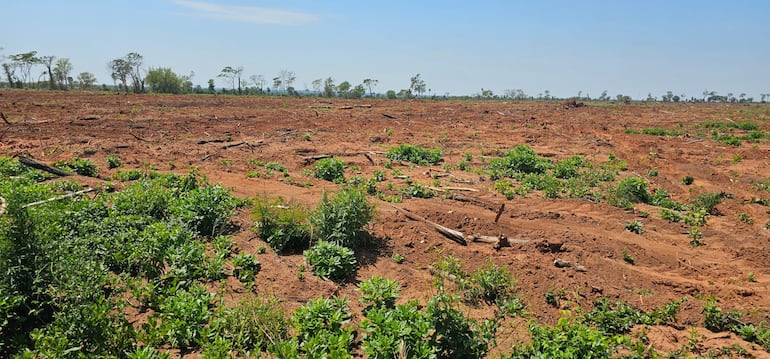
[311, 78, 322, 95]
[350, 84, 366, 99]
[397, 89, 411, 99]
[323, 77, 336, 98]
[207, 79, 216, 93]
[108, 58, 131, 92]
[337, 80, 352, 98]
[218, 66, 243, 94]
[76, 72, 97, 90]
[616, 94, 631, 103]
[145, 67, 185, 94]
[9, 51, 40, 87]
[249, 74, 265, 93]
[672, 94, 681, 103]
[3, 63, 17, 88]
[646, 93, 656, 102]
[271, 77, 281, 93]
[543, 90, 551, 100]
[39, 55, 56, 89]
[125, 52, 144, 93]
[479, 88, 494, 98]
[363, 78, 378, 97]
[598, 90, 610, 101]
[761, 94, 767, 103]
[278, 70, 295, 93]
[504, 89, 528, 100]
[53, 58, 72, 90]
[386, 89, 397, 99]
[662, 91, 674, 102]
[410, 73, 426, 98]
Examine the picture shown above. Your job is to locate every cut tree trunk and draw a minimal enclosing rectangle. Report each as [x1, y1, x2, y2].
[18, 156, 72, 177]
[390, 204, 467, 245]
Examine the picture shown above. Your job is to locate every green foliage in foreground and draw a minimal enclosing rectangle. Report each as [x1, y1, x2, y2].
[385, 143, 443, 165]
[0, 160, 242, 357]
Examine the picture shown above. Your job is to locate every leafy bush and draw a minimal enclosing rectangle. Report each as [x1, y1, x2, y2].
[361, 301, 435, 359]
[209, 297, 290, 354]
[488, 145, 550, 178]
[613, 176, 650, 205]
[304, 241, 357, 281]
[231, 253, 261, 284]
[494, 179, 516, 199]
[660, 208, 684, 223]
[171, 184, 238, 237]
[310, 186, 375, 248]
[54, 158, 99, 177]
[427, 293, 499, 359]
[649, 188, 686, 210]
[385, 143, 442, 165]
[463, 263, 525, 317]
[625, 220, 644, 234]
[142, 284, 214, 349]
[313, 157, 346, 182]
[253, 197, 311, 254]
[359, 276, 400, 310]
[402, 182, 436, 198]
[703, 297, 742, 332]
[689, 192, 727, 214]
[553, 155, 587, 179]
[106, 154, 121, 169]
[507, 318, 620, 358]
[291, 297, 354, 357]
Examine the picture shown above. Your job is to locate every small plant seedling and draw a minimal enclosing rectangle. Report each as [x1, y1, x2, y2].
[689, 227, 704, 247]
[682, 175, 694, 185]
[391, 253, 405, 264]
[738, 212, 753, 224]
[106, 154, 121, 169]
[747, 272, 757, 282]
[622, 249, 635, 264]
[303, 132, 312, 141]
[256, 245, 266, 254]
[625, 220, 644, 234]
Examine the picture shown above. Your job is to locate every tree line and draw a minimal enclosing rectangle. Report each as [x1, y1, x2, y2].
[1, 48, 768, 103]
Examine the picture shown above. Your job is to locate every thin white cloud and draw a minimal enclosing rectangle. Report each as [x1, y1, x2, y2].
[171, 0, 319, 25]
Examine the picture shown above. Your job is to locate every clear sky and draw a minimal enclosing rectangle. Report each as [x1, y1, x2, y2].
[1, 1, 768, 99]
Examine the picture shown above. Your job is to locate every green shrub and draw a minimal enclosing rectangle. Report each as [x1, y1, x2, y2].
[703, 297, 742, 332]
[660, 208, 684, 223]
[507, 318, 620, 358]
[682, 175, 694, 185]
[359, 276, 400, 310]
[649, 189, 686, 210]
[313, 157, 346, 182]
[304, 241, 357, 281]
[171, 184, 238, 237]
[55, 158, 99, 177]
[231, 253, 261, 284]
[402, 182, 436, 198]
[142, 284, 213, 349]
[106, 155, 121, 169]
[553, 155, 586, 179]
[361, 301, 435, 359]
[615, 176, 650, 204]
[426, 293, 499, 359]
[209, 297, 290, 353]
[385, 143, 442, 165]
[625, 220, 644, 234]
[488, 145, 550, 178]
[494, 179, 516, 199]
[292, 297, 354, 357]
[310, 186, 375, 248]
[253, 197, 311, 254]
[689, 192, 727, 214]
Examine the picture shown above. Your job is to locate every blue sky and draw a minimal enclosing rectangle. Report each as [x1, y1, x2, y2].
[1, 1, 768, 99]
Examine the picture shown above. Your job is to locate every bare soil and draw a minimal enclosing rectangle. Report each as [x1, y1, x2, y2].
[3, 90, 770, 356]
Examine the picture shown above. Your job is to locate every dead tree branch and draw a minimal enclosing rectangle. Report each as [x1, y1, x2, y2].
[390, 204, 467, 245]
[18, 156, 72, 177]
[22, 188, 95, 209]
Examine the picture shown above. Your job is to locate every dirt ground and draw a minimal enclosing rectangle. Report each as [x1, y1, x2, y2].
[2, 90, 770, 356]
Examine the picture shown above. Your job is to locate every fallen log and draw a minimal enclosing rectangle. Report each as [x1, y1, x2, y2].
[18, 156, 72, 177]
[471, 234, 530, 249]
[1, 112, 9, 125]
[448, 193, 500, 212]
[22, 188, 95, 209]
[494, 203, 505, 223]
[428, 186, 479, 192]
[390, 204, 467, 245]
[383, 113, 397, 119]
[197, 138, 229, 145]
[221, 141, 246, 149]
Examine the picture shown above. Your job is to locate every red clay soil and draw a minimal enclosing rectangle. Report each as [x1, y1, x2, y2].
[3, 90, 770, 357]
